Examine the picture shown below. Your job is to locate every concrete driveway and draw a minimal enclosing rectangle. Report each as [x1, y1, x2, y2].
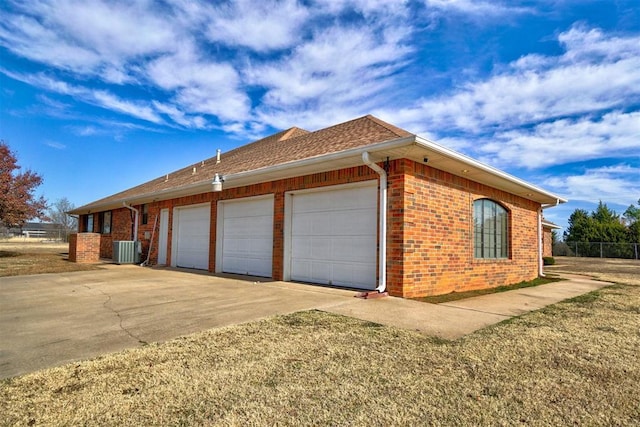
[0, 265, 354, 379]
[0, 266, 611, 379]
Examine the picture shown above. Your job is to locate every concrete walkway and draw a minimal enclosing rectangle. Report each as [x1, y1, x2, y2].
[0, 267, 612, 379]
[326, 274, 612, 340]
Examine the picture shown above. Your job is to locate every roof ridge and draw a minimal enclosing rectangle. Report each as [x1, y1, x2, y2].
[364, 114, 414, 137]
[220, 128, 294, 157]
[278, 126, 309, 141]
[71, 115, 419, 213]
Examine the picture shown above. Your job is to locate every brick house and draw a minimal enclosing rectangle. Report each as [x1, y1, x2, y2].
[541, 219, 562, 258]
[69, 115, 566, 297]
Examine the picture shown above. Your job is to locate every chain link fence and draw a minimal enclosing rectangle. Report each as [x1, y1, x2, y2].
[554, 241, 640, 260]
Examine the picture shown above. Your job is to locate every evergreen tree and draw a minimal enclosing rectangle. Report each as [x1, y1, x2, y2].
[625, 199, 640, 243]
[564, 208, 594, 242]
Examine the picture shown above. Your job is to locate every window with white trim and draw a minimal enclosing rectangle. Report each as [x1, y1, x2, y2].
[473, 199, 508, 259]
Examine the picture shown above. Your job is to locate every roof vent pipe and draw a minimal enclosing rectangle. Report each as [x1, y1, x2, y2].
[122, 202, 139, 242]
[362, 151, 387, 293]
[216, 149, 221, 164]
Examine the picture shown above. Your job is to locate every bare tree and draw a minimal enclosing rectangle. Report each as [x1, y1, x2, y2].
[47, 197, 77, 241]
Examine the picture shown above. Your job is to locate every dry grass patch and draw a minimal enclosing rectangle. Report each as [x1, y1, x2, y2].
[0, 241, 101, 277]
[2, 283, 639, 425]
[547, 256, 640, 286]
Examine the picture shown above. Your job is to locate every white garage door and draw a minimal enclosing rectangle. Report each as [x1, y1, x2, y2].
[217, 197, 273, 277]
[174, 204, 211, 270]
[290, 184, 377, 290]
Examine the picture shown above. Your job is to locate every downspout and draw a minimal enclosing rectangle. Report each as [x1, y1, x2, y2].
[362, 152, 387, 293]
[539, 199, 561, 277]
[537, 207, 544, 277]
[122, 202, 139, 241]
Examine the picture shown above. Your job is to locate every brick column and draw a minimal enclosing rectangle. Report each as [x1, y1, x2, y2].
[68, 233, 101, 263]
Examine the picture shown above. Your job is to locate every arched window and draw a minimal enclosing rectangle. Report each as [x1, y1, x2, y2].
[474, 199, 508, 258]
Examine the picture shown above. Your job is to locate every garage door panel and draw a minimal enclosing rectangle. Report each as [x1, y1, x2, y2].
[345, 264, 377, 288]
[331, 210, 376, 235]
[291, 260, 311, 281]
[292, 237, 312, 258]
[220, 197, 273, 277]
[290, 185, 377, 290]
[293, 211, 376, 237]
[310, 262, 332, 284]
[252, 237, 273, 253]
[175, 205, 210, 270]
[225, 216, 272, 236]
[332, 237, 376, 262]
[308, 237, 332, 259]
[293, 189, 376, 212]
[223, 198, 271, 217]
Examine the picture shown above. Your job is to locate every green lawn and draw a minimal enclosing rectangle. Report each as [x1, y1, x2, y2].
[414, 276, 564, 304]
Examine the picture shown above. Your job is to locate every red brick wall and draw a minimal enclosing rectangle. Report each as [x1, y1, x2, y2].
[543, 227, 553, 257]
[386, 159, 540, 297]
[99, 208, 134, 258]
[68, 233, 101, 263]
[85, 160, 542, 297]
[120, 166, 377, 272]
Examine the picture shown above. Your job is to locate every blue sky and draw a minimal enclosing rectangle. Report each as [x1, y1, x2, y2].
[1, 0, 639, 231]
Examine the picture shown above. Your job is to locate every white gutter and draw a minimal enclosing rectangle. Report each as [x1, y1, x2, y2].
[414, 136, 567, 204]
[362, 152, 387, 293]
[122, 202, 139, 241]
[538, 207, 544, 277]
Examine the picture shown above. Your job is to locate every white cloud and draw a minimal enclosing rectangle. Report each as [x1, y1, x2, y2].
[558, 25, 640, 63]
[479, 111, 640, 169]
[1, 70, 165, 124]
[392, 54, 640, 134]
[2, 0, 638, 158]
[0, 0, 180, 81]
[1, 0, 416, 132]
[92, 91, 163, 124]
[152, 101, 207, 129]
[247, 23, 413, 130]
[147, 50, 250, 122]
[72, 126, 98, 136]
[44, 140, 66, 150]
[544, 164, 640, 206]
[204, 0, 309, 52]
[317, 0, 410, 17]
[423, 0, 532, 17]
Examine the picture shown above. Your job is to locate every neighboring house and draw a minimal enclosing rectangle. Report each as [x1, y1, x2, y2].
[541, 219, 562, 258]
[2, 222, 64, 239]
[69, 115, 566, 297]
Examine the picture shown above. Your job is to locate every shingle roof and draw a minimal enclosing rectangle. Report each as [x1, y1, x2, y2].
[74, 115, 412, 212]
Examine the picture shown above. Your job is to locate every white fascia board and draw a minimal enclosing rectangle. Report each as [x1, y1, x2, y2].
[70, 181, 213, 215]
[413, 135, 568, 205]
[542, 220, 563, 229]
